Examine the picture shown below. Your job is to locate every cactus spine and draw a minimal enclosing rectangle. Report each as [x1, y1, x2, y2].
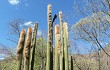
[59, 11, 65, 70]
[63, 22, 69, 70]
[17, 30, 26, 70]
[46, 4, 53, 70]
[24, 27, 32, 70]
[30, 23, 38, 70]
[55, 25, 60, 70]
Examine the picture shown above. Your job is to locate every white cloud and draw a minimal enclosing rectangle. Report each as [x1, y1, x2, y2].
[20, 21, 34, 27]
[8, 0, 20, 5]
[20, 22, 42, 36]
[100, 42, 108, 46]
[100, 42, 103, 45]
[0, 54, 5, 60]
[37, 30, 42, 36]
[24, 21, 33, 26]
[0, 57, 4, 60]
[0, 54, 5, 56]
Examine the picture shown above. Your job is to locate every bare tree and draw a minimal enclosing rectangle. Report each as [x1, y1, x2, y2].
[71, 0, 110, 70]
[8, 19, 25, 44]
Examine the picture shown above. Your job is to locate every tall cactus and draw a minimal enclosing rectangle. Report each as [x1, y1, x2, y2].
[55, 25, 60, 70]
[59, 11, 65, 70]
[24, 27, 32, 70]
[70, 55, 73, 70]
[46, 4, 53, 70]
[63, 22, 69, 70]
[17, 29, 26, 70]
[30, 23, 38, 70]
[16, 4, 71, 70]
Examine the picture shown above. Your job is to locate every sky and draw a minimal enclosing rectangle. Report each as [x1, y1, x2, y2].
[0, 0, 86, 59]
[0, 0, 78, 46]
[0, 0, 109, 59]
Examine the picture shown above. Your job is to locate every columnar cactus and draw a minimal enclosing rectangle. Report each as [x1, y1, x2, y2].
[24, 27, 32, 70]
[16, 4, 71, 70]
[70, 55, 73, 70]
[55, 25, 60, 70]
[17, 29, 26, 70]
[46, 4, 53, 70]
[30, 23, 38, 70]
[63, 22, 69, 70]
[59, 11, 65, 70]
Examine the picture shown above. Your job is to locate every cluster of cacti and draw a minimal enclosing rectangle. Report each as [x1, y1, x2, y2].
[46, 4, 73, 70]
[16, 23, 38, 70]
[54, 15, 69, 70]
[16, 4, 73, 70]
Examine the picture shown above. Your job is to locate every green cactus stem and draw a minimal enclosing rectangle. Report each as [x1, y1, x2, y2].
[24, 27, 32, 70]
[59, 11, 65, 70]
[30, 23, 38, 70]
[55, 25, 61, 70]
[70, 55, 73, 70]
[17, 29, 26, 70]
[46, 4, 53, 70]
[63, 22, 69, 70]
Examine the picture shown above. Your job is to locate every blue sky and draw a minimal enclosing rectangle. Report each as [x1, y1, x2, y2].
[0, 0, 91, 59]
[0, 0, 109, 58]
[1, 0, 109, 60]
[0, 0, 80, 47]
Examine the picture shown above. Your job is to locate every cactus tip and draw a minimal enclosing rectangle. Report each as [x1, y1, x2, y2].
[28, 27, 32, 35]
[59, 11, 62, 15]
[55, 25, 60, 34]
[21, 29, 26, 35]
[48, 4, 52, 8]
